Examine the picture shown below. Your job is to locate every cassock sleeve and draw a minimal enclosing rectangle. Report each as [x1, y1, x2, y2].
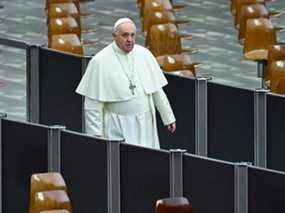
[153, 88, 176, 125]
[84, 97, 104, 136]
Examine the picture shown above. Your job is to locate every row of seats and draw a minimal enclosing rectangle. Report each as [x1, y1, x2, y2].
[137, 0, 200, 77]
[29, 172, 192, 212]
[231, 0, 285, 94]
[44, 0, 201, 76]
[45, 0, 96, 55]
[29, 173, 72, 213]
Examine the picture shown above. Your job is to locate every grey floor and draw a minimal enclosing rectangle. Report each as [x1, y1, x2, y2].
[0, 0, 285, 121]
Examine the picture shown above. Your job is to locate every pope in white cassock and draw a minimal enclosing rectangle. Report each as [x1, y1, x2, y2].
[76, 17, 176, 149]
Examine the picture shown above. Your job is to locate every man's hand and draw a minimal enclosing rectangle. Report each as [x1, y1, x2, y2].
[167, 122, 176, 133]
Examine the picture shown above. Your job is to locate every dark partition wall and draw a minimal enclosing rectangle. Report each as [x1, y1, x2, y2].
[158, 74, 195, 153]
[248, 167, 285, 213]
[61, 131, 108, 213]
[2, 119, 48, 213]
[183, 154, 235, 213]
[120, 144, 170, 212]
[39, 48, 83, 132]
[208, 83, 254, 162]
[267, 94, 285, 171]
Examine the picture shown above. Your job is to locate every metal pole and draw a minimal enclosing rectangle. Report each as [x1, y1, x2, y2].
[234, 162, 249, 213]
[26, 45, 40, 123]
[195, 77, 208, 156]
[254, 89, 268, 168]
[0, 113, 7, 213]
[169, 149, 186, 197]
[47, 125, 65, 172]
[257, 60, 267, 89]
[107, 140, 121, 213]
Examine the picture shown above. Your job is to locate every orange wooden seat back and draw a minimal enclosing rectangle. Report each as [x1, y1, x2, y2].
[268, 60, 285, 94]
[48, 17, 81, 45]
[30, 173, 67, 202]
[47, 2, 80, 25]
[142, 10, 176, 33]
[142, 0, 173, 18]
[148, 23, 182, 56]
[49, 34, 84, 55]
[30, 190, 72, 213]
[238, 4, 269, 42]
[234, 0, 265, 28]
[266, 45, 285, 81]
[156, 54, 197, 75]
[155, 197, 192, 213]
[243, 18, 277, 60]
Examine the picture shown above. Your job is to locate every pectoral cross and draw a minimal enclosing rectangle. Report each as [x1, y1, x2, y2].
[129, 81, 136, 95]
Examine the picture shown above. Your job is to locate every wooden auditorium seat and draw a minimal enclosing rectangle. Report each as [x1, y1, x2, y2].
[156, 54, 199, 76]
[142, 10, 190, 34]
[148, 23, 194, 56]
[40, 210, 70, 213]
[137, 0, 186, 16]
[155, 197, 192, 213]
[243, 18, 280, 61]
[148, 23, 199, 76]
[48, 17, 81, 41]
[267, 60, 285, 94]
[46, 0, 96, 18]
[47, 17, 96, 46]
[30, 173, 67, 201]
[46, 2, 81, 25]
[231, 0, 273, 15]
[49, 34, 84, 55]
[141, 0, 183, 18]
[30, 190, 72, 213]
[29, 173, 71, 213]
[46, 2, 96, 43]
[238, 4, 270, 43]
[266, 45, 285, 82]
[234, 0, 266, 28]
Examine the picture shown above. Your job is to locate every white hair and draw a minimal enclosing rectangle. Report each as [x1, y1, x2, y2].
[113, 17, 136, 34]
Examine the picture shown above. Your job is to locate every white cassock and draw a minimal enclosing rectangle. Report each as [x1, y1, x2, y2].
[76, 41, 175, 149]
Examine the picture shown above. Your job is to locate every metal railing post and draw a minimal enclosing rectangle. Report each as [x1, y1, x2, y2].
[107, 140, 121, 213]
[257, 60, 267, 89]
[169, 149, 186, 197]
[26, 44, 40, 123]
[234, 162, 249, 213]
[254, 89, 268, 167]
[47, 125, 65, 172]
[195, 77, 208, 156]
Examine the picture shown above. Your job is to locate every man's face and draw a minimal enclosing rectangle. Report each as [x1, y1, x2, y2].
[113, 22, 136, 53]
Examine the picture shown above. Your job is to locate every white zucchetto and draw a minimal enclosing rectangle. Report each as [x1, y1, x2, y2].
[113, 17, 136, 33]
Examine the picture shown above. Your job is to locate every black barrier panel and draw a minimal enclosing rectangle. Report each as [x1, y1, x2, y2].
[248, 167, 285, 213]
[183, 154, 235, 213]
[208, 83, 254, 162]
[267, 94, 285, 171]
[157, 74, 195, 153]
[39, 48, 83, 132]
[61, 131, 107, 213]
[2, 119, 48, 213]
[120, 144, 170, 212]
